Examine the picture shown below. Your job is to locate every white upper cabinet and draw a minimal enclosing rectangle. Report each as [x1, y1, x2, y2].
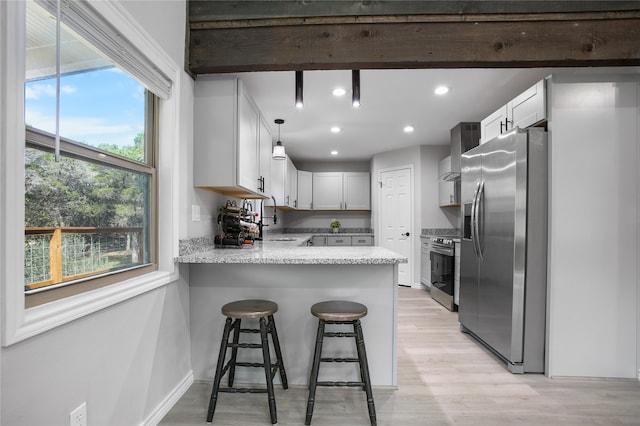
[343, 172, 371, 210]
[480, 79, 546, 144]
[194, 76, 268, 197]
[286, 156, 298, 208]
[258, 115, 272, 196]
[270, 154, 298, 209]
[236, 83, 260, 192]
[480, 105, 509, 145]
[313, 172, 370, 210]
[297, 170, 313, 210]
[313, 172, 343, 210]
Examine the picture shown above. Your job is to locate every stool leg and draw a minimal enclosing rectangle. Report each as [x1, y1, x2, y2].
[305, 319, 326, 425]
[260, 317, 277, 424]
[267, 315, 289, 389]
[354, 320, 377, 426]
[207, 317, 232, 423]
[227, 319, 241, 387]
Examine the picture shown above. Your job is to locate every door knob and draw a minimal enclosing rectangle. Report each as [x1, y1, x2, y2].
[402, 232, 410, 237]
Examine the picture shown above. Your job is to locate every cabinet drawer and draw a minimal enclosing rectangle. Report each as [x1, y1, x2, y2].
[327, 236, 351, 246]
[351, 236, 373, 246]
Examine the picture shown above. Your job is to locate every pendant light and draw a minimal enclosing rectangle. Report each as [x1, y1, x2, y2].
[352, 70, 361, 107]
[295, 71, 304, 108]
[272, 119, 286, 159]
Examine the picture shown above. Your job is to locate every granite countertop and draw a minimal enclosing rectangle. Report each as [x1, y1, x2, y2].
[176, 233, 407, 265]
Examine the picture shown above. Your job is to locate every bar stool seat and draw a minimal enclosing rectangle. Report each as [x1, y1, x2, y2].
[207, 299, 288, 424]
[305, 300, 376, 426]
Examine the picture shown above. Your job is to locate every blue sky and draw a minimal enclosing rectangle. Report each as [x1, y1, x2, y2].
[25, 67, 145, 148]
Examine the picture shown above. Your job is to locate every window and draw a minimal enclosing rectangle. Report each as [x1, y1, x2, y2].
[2, 0, 177, 345]
[22, 0, 162, 307]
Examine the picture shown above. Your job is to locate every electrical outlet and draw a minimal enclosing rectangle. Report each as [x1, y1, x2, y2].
[191, 204, 200, 222]
[70, 402, 87, 426]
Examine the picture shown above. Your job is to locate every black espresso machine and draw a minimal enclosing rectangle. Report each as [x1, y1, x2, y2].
[214, 200, 259, 247]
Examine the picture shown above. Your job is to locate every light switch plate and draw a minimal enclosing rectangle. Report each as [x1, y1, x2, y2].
[70, 402, 87, 426]
[191, 204, 201, 221]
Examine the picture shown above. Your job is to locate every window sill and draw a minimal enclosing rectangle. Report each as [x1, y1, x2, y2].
[4, 267, 178, 346]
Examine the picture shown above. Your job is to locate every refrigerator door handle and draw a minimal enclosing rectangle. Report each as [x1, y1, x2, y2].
[474, 181, 485, 260]
[470, 181, 481, 258]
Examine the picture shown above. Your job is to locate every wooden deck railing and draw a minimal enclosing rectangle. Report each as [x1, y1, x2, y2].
[24, 226, 143, 291]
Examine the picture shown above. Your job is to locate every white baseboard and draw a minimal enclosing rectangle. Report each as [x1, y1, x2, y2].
[142, 370, 194, 426]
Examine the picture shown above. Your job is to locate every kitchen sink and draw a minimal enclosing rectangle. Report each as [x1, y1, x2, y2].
[267, 237, 297, 241]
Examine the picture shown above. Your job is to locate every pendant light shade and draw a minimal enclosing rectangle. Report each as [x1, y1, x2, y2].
[295, 71, 304, 108]
[352, 70, 361, 107]
[272, 119, 286, 159]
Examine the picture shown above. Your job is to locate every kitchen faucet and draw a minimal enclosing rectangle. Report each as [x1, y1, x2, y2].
[258, 196, 277, 240]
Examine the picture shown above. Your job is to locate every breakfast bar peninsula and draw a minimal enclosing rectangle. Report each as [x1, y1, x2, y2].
[176, 234, 407, 387]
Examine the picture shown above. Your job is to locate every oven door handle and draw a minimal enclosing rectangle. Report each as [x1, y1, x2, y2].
[474, 180, 484, 260]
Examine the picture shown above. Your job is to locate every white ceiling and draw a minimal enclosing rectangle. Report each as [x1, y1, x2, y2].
[234, 67, 637, 163]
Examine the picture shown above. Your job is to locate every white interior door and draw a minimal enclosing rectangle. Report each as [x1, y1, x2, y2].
[379, 167, 413, 286]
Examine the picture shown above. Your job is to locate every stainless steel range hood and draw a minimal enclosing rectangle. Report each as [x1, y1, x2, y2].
[440, 122, 480, 182]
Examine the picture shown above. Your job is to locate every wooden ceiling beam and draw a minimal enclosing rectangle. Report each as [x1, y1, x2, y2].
[188, 11, 640, 74]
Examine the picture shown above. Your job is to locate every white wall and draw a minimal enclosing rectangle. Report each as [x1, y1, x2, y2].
[546, 74, 639, 378]
[1, 2, 196, 425]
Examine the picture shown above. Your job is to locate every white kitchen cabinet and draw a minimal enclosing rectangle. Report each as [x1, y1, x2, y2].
[310, 235, 327, 246]
[312, 172, 343, 210]
[270, 154, 298, 209]
[351, 235, 374, 246]
[343, 172, 371, 210]
[420, 237, 431, 288]
[286, 156, 298, 208]
[480, 105, 509, 145]
[327, 235, 351, 246]
[438, 156, 458, 207]
[257, 116, 272, 196]
[194, 76, 267, 197]
[480, 79, 546, 144]
[297, 170, 312, 210]
[312, 172, 370, 210]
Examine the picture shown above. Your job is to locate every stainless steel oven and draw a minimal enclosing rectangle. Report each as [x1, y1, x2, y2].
[430, 237, 456, 311]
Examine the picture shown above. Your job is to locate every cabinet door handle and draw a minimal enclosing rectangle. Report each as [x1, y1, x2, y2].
[402, 232, 410, 237]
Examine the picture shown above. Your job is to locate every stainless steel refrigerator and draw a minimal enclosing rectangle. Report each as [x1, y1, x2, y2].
[459, 127, 547, 374]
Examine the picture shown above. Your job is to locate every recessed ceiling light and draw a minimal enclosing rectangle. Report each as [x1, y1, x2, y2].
[331, 126, 341, 133]
[434, 86, 449, 95]
[331, 150, 339, 156]
[332, 87, 346, 97]
[404, 125, 414, 133]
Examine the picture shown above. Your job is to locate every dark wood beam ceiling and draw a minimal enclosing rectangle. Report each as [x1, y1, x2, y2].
[187, 1, 640, 74]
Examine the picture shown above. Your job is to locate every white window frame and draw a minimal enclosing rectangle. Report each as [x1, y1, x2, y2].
[1, 1, 182, 346]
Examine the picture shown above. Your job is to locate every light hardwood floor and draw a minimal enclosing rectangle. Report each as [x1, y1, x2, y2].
[160, 287, 640, 425]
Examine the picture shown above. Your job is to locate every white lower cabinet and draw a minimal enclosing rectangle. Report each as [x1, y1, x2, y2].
[420, 237, 431, 288]
[327, 236, 351, 246]
[309, 235, 373, 246]
[310, 236, 327, 246]
[351, 235, 374, 246]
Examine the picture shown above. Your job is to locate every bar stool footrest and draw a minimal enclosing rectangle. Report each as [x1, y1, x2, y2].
[320, 357, 360, 363]
[228, 342, 263, 349]
[317, 381, 365, 387]
[218, 387, 268, 394]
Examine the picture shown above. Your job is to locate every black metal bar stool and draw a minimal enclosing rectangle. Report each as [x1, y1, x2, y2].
[206, 299, 288, 424]
[305, 300, 376, 426]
